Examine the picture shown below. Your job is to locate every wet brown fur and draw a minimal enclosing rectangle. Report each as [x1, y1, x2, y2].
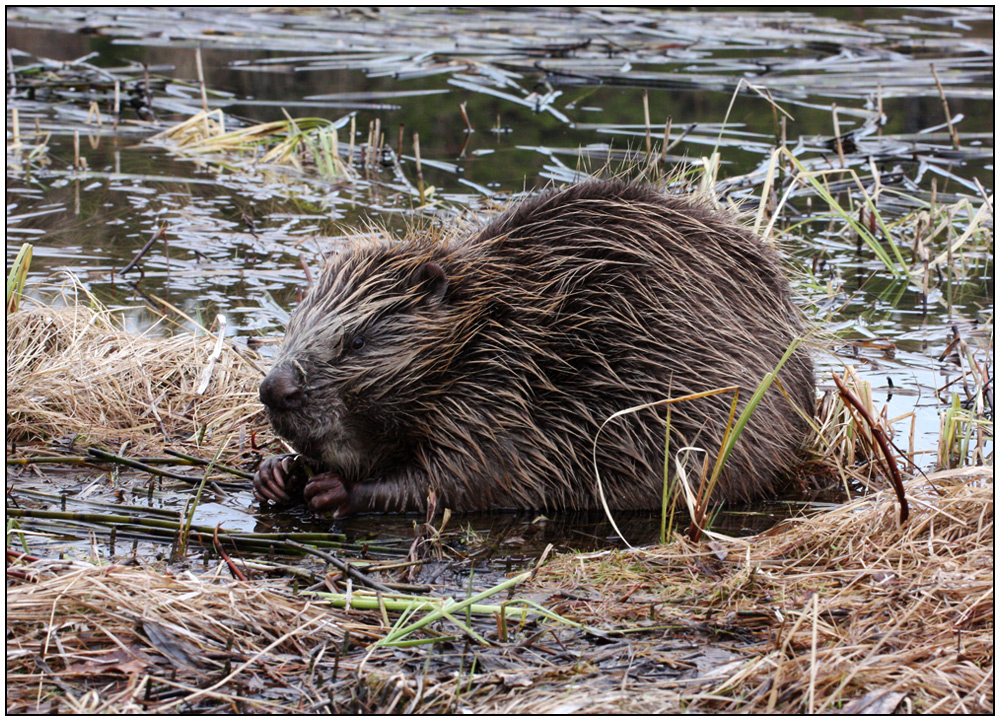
[262, 179, 815, 513]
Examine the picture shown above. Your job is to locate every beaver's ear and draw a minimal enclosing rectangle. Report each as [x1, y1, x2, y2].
[408, 261, 449, 306]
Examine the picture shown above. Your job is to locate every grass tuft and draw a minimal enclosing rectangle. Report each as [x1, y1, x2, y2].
[6, 274, 267, 454]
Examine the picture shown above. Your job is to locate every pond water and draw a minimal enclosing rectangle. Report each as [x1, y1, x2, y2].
[5, 7, 993, 554]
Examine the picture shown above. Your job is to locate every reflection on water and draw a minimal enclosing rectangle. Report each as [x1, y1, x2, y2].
[256, 497, 834, 553]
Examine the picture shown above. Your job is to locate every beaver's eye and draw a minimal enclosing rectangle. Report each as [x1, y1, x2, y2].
[349, 335, 367, 352]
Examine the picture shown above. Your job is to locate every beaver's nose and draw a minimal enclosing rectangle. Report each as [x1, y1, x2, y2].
[259, 364, 304, 411]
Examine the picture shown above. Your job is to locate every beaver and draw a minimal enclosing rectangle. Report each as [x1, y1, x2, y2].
[254, 179, 815, 517]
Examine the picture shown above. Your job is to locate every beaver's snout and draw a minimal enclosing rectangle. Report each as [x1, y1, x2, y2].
[260, 364, 305, 411]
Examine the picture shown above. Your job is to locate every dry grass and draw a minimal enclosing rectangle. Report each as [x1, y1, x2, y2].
[7, 467, 991, 713]
[346, 467, 993, 714]
[5, 559, 387, 713]
[512, 466, 993, 714]
[6, 278, 268, 456]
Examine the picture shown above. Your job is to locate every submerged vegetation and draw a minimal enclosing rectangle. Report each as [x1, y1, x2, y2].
[5, 6, 993, 715]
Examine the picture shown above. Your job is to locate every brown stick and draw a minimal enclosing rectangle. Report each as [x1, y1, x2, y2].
[831, 103, 846, 168]
[214, 524, 248, 581]
[642, 90, 652, 156]
[413, 132, 425, 206]
[285, 539, 394, 593]
[120, 225, 166, 275]
[660, 116, 672, 162]
[832, 372, 909, 523]
[930, 63, 960, 149]
[459, 101, 473, 132]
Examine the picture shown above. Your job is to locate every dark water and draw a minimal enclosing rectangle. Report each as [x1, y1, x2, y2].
[5, 7, 993, 555]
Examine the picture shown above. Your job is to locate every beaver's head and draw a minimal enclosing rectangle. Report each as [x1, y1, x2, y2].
[260, 239, 460, 481]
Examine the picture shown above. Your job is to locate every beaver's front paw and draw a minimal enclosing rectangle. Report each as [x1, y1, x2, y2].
[253, 454, 301, 504]
[303, 472, 354, 518]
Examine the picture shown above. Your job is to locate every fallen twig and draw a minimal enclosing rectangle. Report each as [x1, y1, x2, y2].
[832, 372, 909, 523]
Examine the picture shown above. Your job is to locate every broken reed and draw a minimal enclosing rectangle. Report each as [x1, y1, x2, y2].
[147, 109, 356, 180]
[6, 242, 32, 313]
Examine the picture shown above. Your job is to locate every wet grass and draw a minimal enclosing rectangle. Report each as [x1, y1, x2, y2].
[7, 467, 991, 713]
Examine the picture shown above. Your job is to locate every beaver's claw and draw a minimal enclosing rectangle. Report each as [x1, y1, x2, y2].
[253, 454, 297, 504]
[303, 472, 354, 517]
